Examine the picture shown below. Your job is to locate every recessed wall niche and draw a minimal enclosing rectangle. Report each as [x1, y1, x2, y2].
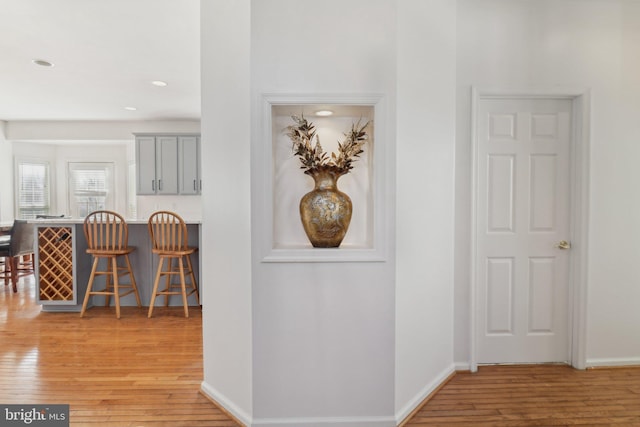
[259, 95, 386, 262]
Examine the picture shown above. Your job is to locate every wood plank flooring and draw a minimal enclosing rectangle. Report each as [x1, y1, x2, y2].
[404, 364, 640, 426]
[1, 276, 239, 426]
[4, 275, 640, 426]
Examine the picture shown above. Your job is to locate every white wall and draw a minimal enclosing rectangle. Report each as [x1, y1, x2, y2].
[250, 1, 396, 425]
[395, 0, 456, 420]
[6, 120, 202, 220]
[201, 1, 457, 425]
[11, 142, 58, 215]
[55, 144, 130, 216]
[12, 142, 130, 218]
[6, 120, 200, 142]
[0, 122, 14, 221]
[136, 195, 202, 220]
[200, 0, 253, 423]
[454, 0, 640, 367]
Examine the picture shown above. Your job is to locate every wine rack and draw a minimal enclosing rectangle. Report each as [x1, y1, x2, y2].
[38, 226, 74, 301]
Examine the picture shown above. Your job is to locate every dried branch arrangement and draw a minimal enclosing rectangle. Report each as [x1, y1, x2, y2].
[285, 115, 370, 176]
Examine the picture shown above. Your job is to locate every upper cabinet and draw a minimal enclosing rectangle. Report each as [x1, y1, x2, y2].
[135, 133, 200, 195]
[178, 136, 201, 195]
[136, 135, 160, 195]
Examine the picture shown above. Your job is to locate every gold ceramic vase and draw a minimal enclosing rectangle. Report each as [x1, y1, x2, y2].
[299, 166, 353, 248]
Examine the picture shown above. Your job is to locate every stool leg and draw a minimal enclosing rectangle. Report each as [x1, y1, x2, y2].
[185, 254, 199, 305]
[178, 256, 188, 318]
[163, 257, 173, 307]
[104, 260, 112, 307]
[81, 257, 100, 317]
[148, 257, 165, 318]
[112, 257, 121, 319]
[124, 254, 141, 307]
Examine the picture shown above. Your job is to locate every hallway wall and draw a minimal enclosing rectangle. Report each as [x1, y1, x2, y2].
[201, 1, 457, 425]
[454, 0, 640, 367]
[0, 122, 13, 222]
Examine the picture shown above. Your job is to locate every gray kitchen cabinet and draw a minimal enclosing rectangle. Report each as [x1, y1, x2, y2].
[135, 133, 200, 195]
[155, 136, 179, 194]
[178, 136, 201, 195]
[136, 136, 157, 195]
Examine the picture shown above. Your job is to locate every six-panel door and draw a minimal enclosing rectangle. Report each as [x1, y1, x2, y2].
[475, 98, 573, 364]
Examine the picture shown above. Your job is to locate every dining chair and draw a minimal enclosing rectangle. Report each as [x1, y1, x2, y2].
[0, 220, 35, 293]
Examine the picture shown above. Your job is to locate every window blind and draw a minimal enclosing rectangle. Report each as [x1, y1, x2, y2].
[17, 162, 50, 219]
[68, 162, 115, 217]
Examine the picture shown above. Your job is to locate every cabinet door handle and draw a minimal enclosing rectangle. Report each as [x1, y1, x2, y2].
[152, 180, 155, 191]
[199, 180, 202, 191]
[193, 180, 197, 191]
[159, 179, 162, 191]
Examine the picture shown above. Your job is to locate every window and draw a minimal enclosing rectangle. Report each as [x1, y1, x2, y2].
[68, 162, 115, 218]
[16, 161, 51, 219]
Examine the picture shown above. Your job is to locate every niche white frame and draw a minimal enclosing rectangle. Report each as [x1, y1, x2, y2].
[256, 93, 388, 263]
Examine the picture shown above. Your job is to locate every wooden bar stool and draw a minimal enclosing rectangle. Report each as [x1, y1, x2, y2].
[147, 211, 199, 318]
[80, 210, 141, 319]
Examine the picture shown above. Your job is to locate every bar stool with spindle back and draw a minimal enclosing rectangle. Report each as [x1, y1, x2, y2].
[147, 211, 199, 318]
[80, 210, 141, 319]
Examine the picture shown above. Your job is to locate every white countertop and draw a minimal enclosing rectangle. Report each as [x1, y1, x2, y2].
[28, 218, 202, 225]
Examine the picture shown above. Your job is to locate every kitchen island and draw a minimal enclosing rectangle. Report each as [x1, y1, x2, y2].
[32, 218, 201, 312]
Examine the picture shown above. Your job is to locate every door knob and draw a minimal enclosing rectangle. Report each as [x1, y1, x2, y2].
[555, 240, 571, 250]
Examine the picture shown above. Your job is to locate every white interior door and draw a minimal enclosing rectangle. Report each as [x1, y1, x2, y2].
[475, 97, 572, 364]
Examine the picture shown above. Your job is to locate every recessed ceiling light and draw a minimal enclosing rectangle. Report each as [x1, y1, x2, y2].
[124, 106, 137, 111]
[151, 80, 168, 87]
[314, 110, 333, 117]
[32, 59, 54, 67]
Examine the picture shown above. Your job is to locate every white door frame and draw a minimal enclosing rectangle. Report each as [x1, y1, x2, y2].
[470, 87, 591, 372]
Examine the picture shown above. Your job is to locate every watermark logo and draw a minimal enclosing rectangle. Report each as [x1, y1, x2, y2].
[1, 405, 69, 426]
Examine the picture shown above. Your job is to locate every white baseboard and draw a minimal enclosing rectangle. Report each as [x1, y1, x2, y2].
[201, 381, 395, 427]
[251, 416, 395, 427]
[200, 381, 252, 426]
[454, 361, 471, 371]
[203, 366, 460, 427]
[586, 357, 640, 368]
[394, 363, 456, 424]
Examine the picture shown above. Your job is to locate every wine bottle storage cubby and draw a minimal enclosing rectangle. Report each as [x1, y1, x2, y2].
[38, 226, 74, 301]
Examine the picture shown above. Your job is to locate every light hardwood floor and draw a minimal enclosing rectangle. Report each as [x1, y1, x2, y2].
[1, 275, 239, 426]
[3, 276, 640, 426]
[404, 364, 640, 426]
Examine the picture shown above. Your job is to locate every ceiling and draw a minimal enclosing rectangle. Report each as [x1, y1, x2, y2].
[0, 0, 200, 122]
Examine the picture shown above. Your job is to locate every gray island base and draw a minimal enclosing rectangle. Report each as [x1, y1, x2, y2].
[33, 219, 201, 312]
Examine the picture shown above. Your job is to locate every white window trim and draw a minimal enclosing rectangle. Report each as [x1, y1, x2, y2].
[67, 162, 116, 218]
[14, 157, 54, 219]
